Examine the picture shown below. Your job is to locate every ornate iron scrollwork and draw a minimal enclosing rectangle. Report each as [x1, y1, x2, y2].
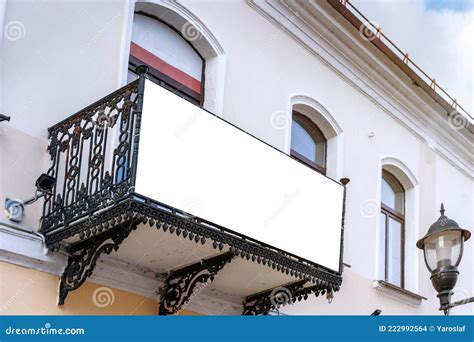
[130, 200, 343, 288]
[58, 220, 138, 305]
[243, 280, 306, 315]
[45, 197, 342, 296]
[40, 74, 144, 235]
[242, 279, 336, 315]
[159, 252, 235, 315]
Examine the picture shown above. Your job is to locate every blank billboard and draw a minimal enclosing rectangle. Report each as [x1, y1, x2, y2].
[135, 80, 344, 271]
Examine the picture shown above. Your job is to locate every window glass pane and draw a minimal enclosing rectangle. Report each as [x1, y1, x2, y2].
[394, 192, 404, 214]
[129, 14, 203, 103]
[378, 213, 386, 280]
[132, 14, 203, 83]
[291, 120, 316, 163]
[381, 177, 396, 209]
[388, 218, 402, 287]
[381, 175, 404, 214]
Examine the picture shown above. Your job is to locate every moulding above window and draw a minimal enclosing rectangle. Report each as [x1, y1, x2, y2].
[247, 0, 473, 179]
[135, 0, 227, 116]
[290, 95, 343, 138]
[373, 280, 427, 307]
[381, 157, 419, 190]
[161, 1, 225, 56]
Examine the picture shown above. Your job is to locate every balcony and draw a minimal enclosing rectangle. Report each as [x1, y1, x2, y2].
[39, 68, 348, 315]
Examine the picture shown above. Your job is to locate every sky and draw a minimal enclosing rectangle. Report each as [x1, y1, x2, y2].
[352, 0, 474, 115]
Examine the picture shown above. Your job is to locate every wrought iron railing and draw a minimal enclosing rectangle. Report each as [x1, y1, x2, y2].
[40, 74, 146, 235]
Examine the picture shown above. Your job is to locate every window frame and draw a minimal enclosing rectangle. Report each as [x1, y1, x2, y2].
[380, 170, 406, 288]
[128, 11, 206, 106]
[290, 111, 327, 175]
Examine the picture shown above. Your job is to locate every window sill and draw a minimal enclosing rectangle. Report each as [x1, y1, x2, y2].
[373, 280, 427, 306]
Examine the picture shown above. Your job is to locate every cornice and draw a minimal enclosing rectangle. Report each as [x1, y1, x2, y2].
[247, 0, 473, 178]
[0, 224, 67, 275]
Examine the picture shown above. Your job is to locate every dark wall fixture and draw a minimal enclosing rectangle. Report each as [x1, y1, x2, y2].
[0, 114, 11, 122]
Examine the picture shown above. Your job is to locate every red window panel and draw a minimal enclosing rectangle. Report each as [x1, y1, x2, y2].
[130, 42, 202, 102]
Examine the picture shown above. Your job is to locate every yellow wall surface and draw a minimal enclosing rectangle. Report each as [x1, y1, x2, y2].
[178, 309, 201, 316]
[0, 261, 201, 315]
[0, 261, 158, 315]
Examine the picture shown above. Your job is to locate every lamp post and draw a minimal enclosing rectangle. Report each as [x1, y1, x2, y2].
[416, 203, 473, 315]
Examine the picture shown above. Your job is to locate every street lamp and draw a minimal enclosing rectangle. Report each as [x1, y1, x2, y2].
[416, 203, 473, 315]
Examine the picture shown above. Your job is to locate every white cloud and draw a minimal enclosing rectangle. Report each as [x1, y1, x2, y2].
[353, 0, 473, 115]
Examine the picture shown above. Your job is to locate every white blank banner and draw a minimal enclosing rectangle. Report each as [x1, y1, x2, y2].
[135, 80, 344, 271]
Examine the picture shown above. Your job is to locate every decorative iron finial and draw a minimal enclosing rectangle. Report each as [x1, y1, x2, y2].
[136, 64, 149, 77]
[440, 203, 445, 216]
[340, 178, 350, 186]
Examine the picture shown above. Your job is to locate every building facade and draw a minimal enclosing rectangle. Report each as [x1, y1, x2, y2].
[0, 0, 472, 316]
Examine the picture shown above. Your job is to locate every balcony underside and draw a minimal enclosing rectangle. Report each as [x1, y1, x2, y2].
[44, 194, 342, 314]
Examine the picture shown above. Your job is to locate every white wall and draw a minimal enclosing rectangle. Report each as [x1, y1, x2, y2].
[0, 0, 471, 315]
[1, 0, 128, 139]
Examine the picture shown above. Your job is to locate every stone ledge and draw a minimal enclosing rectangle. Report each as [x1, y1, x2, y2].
[373, 280, 427, 307]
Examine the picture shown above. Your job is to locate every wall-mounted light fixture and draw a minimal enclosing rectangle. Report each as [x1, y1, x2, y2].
[0, 114, 10, 122]
[4, 173, 56, 223]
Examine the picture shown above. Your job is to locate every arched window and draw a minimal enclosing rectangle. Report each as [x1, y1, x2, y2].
[379, 170, 405, 288]
[290, 111, 327, 174]
[128, 12, 204, 105]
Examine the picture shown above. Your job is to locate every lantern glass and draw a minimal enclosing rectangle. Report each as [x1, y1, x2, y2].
[423, 230, 463, 272]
